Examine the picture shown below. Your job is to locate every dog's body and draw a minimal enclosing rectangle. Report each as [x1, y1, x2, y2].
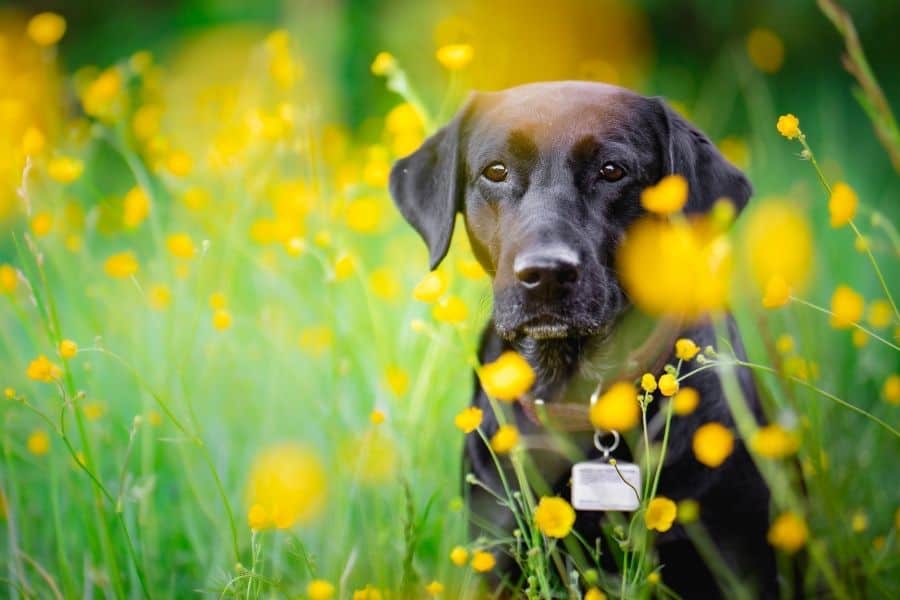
[389, 81, 777, 598]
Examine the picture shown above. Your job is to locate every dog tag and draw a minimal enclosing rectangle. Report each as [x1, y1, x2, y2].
[571, 460, 642, 511]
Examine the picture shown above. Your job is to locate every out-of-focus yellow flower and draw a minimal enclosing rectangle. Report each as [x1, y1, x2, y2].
[433, 295, 467, 324]
[767, 511, 808, 553]
[147, 410, 162, 426]
[369, 409, 386, 425]
[371, 51, 397, 76]
[182, 187, 210, 212]
[247, 503, 268, 530]
[436, 43, 474, 70]
[166, 233, 195, 259]
[413, 271, 449, 303]
[352, 585, 382, 600]
[776, 334, 795, 354]
[640, 174, 688, 215]
[776, 114, 800, 139]
[82, 68, 122, 119]
[851, 329, 868, 348]
[344, 197, 383, 232]
[867, 299, 893, 329]
[534, 496, 575, 538]
[208, 291, 227, 310]
[212, 309, 232, 331]
[677, 498, 700, 524]
[27, 429, 50, 455]
[718, 136, 749, 169]
[104, 252, 139, 278]
[449, 546, 469, 566]
[26, 355, 62, 382]
[644, 496, 677, 532]
[166, 150, 193, 177]
[30, 211, 53, 237]
[22, 127, 46, 155]
[675, 338, 700, 361]
[672, 387, 700, 416]
[0, 265, 18, 293]
[299, 325, 333, 357]
[27, 12, 67, 46]
[478, 351, 535, 401]
[47, 156, 84, 183]
[333, 253, 355, 281]
[828, 182, 858, 228]
[747, 28, 784, 73]
[658, 374, 679, 397]
[384, 366, 409, 396]
[590, 381, 639, 432]
[457, 257, 486, 280]
[692, 422, 734, 468]
[762, 276, 791, 309]
[83, 401, 105, 421]
[470, 550, 495, 572]
[640, 373, 657, 393]
[246, 443, 326, 529]
[584, 588, 606, 600]
[454, 406, 483, 434]
[343, 429, 398, 484]
[883, 375, 900, 405]
[783, 356, 817, 382]
[307, 579, 335, 600]
[743, 199, 813, 295]
[425, 580, 444, 596]
[59, 339, 77, 359]
[490, 424, 519, 454]
[854, 235, 869, 253]
[750, 424, 799, 459]
[830, 285, 864, 329]
[369, 268, 401, 301]
[851, 510, 868, 533]
[363, 148, 390, 187]
[122, 186, 151, 228]
[147, 284, 172, 311]
[132, 104, 162, 141]
[4, 388, 15, 399]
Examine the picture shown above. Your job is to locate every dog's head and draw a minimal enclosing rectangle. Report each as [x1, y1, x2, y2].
[390, 82, 751, 341]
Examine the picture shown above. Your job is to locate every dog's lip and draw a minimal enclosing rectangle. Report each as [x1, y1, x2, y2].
[518, 315, 571, 339]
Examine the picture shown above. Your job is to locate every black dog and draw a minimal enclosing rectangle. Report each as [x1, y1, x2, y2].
[389, 82, 776, 598]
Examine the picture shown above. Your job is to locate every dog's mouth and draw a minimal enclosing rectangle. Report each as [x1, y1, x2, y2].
[520, 316, 571, 339]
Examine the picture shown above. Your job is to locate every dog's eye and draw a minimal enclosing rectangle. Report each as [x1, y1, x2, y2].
[599, 162, 625, 182]
[482, 162, 508, 183]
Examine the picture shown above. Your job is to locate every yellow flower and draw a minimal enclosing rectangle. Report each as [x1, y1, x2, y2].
[352, 586, 382, 600]
[884, 375, 900, 405]
[369, 409, 386, 425]
[590, 381, 640, 432]
[345, 197, 383, 232]
[584, 588, 607, 600]
[30, 212, 53, 237]
[247, 503, 268, 530]
[829, 285, 864, 328]
[454, 406, 483, 434]
[27, 12, 67, 46]
[640, 174, 688, 215]
[747, 28, 784, 73]
[212, 309, 232, 331]
[384, 366, 409, 396]
[867, 299, 893, 329]
[675, 338, 700, 361]
[147, 410, 162, 426]
[851, 329, 868, 348]
[647, 572, 661, 585]
[307, 579, 335, 600]
[4, 388, 15, 399]
[479, 351, 535, 401]
[534, 496, 576, 538]
[677, 499, 700, 524]
[449, 546, 469, 566]
[762, 276, 791, 309]
[828, 182, 858, 228]
[209, 291, 227, 310]
[166, 233, 195, 259]
[672, 387, 700, 416]
[640, 373, 657, 393]
[47, 156, 84, 183]
[26, 355, 62, 382]
[333, 253, 355, 281]
[776, 114, 800, 139]
[299, 325, 334, 357]
[432, 295, 468, 324]
[83, 401, 105, 421]
[27, 430, 50, 456]
[166, 150, 194, 177]
[82, 68, 121, 118]
[341, 430, 398, 485]
[369, 268, 400, 301]
[851, 510, 868, 533]
[1, 265, 18, 293]
[457, 257, 486, 280]
[743, 199, 813, 294]
[371, 51, 396, 76]
[22, 127, 46, 155]
[436, 43, 474, 70]
[767, 511, 808, 553]
[658, 373, 679, 397]
[425, 580, 444, 596]
[59, 339, 78, 359]
[490, 424, 519, 454]
[412, 271, 448, 303]
[644, 496, 677, 532]
[470, 550, 495, 572]
[123, 186, 151, 228]
[132, 104, 162, 141]
[182, 187, 211, 211]
[750, 424, 799, 459]
[247, 443, 327, 529]
[104, 252, 139, 278]
[692, 422, 734, 468]
[776, 334, 795, 354]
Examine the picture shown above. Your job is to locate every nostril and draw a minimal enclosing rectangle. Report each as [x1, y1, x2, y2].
[517, 267, 543, 288]
[557, 265, 579, 285]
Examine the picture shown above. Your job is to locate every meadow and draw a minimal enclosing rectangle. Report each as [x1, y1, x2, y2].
[0, 2, 898, 598]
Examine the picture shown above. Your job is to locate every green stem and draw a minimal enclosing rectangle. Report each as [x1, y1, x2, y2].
[789, 296, 898, 350]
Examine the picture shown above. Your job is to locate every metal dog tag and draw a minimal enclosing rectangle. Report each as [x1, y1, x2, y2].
[571, 460, 642, 511]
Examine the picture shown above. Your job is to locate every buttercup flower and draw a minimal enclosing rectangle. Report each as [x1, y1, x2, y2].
[751, 424, 799, 458]
[762, 276, 791, 309]
[27, 12, 66, 46]
[212, 309, 232, 331]
[776, 334, 795, 354]
[747, 28, 784, 73]
[851, 510, 868, 533]
[644, 496, 677, 532]
[307, 580, 335, 600]
[436, 43, 474, 70]
[640, 174, 688, 215]
[22, 127, 46, 155]
[534, 496, 576, 538]
[454, 406, 483, 433]
[584, 588, 607, 600]
[412, 271, 448, 303]
[0, 265, 18, 293]
[776, 114, 800, 139]
[692, 422, 734, 467]
[246, 443, 327, 529]
[247, 504, 268, 530]
[867, 299, 893, 329]
[425, 581, 444, 596]
[47, 157, 84, 183]
[675, 338, 700, 361]
[490, 424, 519, 454]
[31, 212, 52, 237]
[767, 511, 808, 553]
[478, 351, 535, 401]
[743, 199, 814, 294]
[884, 375, 900, 405]
[658, 373, 679, 397]
[26, 355, 62, 382]
[370, 51, 396, 76]
[829, 285, 864, 328]
[166, 233, 195, 259]
[828, 182, 858, 228]
[449, 546, 469, 566]
[27, 430, 50, 455]
[384, 366, 409, 396]
[640, 373, 657, 393]
[104, 252, 139, 278]
[352, 585, 382, 600]
[590, 381, 640, 432]
[432, 295, 467, 324]
[369, 409, 386, 425]
[59, 339, 78, 359]
[470, 550, 496, 572]
[166, 150, 194, 177]
[677, 499, 700, 524]
[672, 387, 700, 415]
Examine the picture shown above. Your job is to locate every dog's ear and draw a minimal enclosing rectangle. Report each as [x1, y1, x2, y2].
[652, 98, 752, 214]
[389, 98, 475, 270]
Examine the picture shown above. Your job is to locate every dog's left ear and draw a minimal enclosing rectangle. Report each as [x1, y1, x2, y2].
[389, 98, 475, 270]
[652, 98, 752, 214]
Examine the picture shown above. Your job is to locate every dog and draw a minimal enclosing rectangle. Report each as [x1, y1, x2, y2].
[389, 81, 777, 598]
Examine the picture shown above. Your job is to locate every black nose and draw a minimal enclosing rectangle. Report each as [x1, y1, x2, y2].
[514, 246, 580, 295]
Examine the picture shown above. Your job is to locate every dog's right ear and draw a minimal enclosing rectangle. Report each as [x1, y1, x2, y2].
[389, 98, 474, 270]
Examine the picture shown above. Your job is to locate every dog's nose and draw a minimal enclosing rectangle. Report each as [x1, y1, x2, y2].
[514, 246, 580, 294]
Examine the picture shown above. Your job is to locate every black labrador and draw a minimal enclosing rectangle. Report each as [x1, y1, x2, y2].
[389, 81, 776, 598]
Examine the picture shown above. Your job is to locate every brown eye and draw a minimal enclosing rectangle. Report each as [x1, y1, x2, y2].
[482, 162, 508, 182]
[599, 162, 625, 182]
